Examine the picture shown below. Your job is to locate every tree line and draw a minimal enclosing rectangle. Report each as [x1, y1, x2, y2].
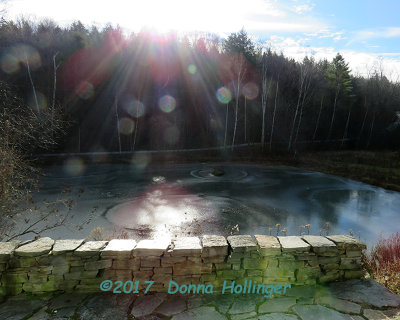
[1, 19, 400, 155]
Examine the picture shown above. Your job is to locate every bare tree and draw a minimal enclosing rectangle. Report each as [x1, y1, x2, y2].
[224, 103, 229, 148]
[269, 76, 279, 151]
[51, 52, 60, 136]
[244, 96, 247, 143]
[288, 62, 308, 150]
[114, 92, 121, 153]
[261, 53, 271, 150]
[25, 51, 39, 113]
[312, 96, 324, 141]
[231, 53, 246, 150]
[341, 107, 352, 147]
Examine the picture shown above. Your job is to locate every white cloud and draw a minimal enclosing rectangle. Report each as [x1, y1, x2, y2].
[267, 36, 400, 82]
[293, 4, 314, 15]
[5, 0, 326, 35]
[347, 27, 400, 46]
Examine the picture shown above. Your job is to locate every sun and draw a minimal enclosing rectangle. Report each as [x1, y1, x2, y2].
[121, 0, 233, 34]
[7, 0, 253, 35]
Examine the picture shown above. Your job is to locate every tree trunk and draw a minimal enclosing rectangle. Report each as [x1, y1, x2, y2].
[244, 96, 247, 143]
[327, 84, 340, 141]
[341, 107, 351, 147]
[288, 68, 305, 150]
[224, 103, 228, 148]
[25, 52, 39, 113]
[294, 80, 308, 147]
[261, 79, 271, 150]
[312, 96, 324, 141]
[133, 97, 140, 151]
[115, 93, 121, 153]
[366, 112, 376, 148]
[357, 95, 368, 146]
[231, 70, 241, 150]
[269, 78, 279, 151]
[51, 52, 59, 136]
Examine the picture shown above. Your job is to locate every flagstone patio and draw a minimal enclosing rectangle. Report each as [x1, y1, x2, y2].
[0, 279, 399, 320]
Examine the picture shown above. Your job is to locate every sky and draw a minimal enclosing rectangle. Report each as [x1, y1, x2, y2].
[2, 0, 400, 81]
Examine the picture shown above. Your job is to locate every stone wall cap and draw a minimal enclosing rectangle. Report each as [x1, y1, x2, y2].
[254, 235, 281, 255]
[52, 239, 85, 255]
[134, 239, 170, 256]
[326, 235, 367, 249]
[102, 239, 137, 253]
[14, 237, 55, 257]
[171, 237, 202, 256]
[227, 235, 257, 252]
[74, 241, 108, 256]
[0, 240, 21, 259]
[278, 236, 310, 252]
[202, 235, 228, 248]
[302, 235, 337, 248]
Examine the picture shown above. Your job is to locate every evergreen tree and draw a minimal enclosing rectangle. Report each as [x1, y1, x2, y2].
[325, 53, 353, 140]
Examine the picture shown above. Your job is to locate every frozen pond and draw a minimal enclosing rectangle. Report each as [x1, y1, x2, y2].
[17, 162, 400, 247]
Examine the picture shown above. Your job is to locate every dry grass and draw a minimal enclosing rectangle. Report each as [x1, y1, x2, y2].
[365, 233, 400, 294]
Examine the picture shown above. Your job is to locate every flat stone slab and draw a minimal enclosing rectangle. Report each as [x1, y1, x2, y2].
[14, 237, 54, 257]
[327, 235, 366, 250]
[155, 295, 187, 316]
[52, 239, 84, 255]
[49, 293, 89, 309]
[227, 235, 257, 252]
[0, 295, 47, 320]
[76, 294, 131, 320]
[201, 235, 228, 257]
[172, 237, 202, 256]
[171, 306, 227, 320]
[74, 241, 108, 256]
[293, 304, 352, 320]
[229, 297, 258, 314]
[101, 239, 136, 258]
[363, 309, 389, 320]
[329, 279, 400, 308]
[231, 311, 257, 320]
[29, 306, 69, 320]
[316, 296, 361, 314]
[383, 308, 400, 320]
[257, 314, 299, 320]
[134, 239, 170, 256]
[302, 236, 338, 254]
[208, 294, 236, 313]
[258, 297, 297, 313]
[254, 235, 281, 256]
[0, 241, 20, 260]
[278, 236, 310, 253]
[131, 293, 167, 317]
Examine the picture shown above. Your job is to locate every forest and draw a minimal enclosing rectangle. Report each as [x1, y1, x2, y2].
[1, 18, 400, 158]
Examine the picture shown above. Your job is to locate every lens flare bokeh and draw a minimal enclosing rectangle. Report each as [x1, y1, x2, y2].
[126, 99, 145, 118]
[188, 64, 197, 74]
[158, 95, 176, 113]
[0, 44, 41, 74]
[64, 157, 86, 176]
[243, 82, 259, 100]
[75, 81, 94, 100]
[164, 126, 180, 145]
[131, 153, 151, 170]
[119, 117, 135, 135]
[27, 91, 48, 111]
[216, 87, 232, 104]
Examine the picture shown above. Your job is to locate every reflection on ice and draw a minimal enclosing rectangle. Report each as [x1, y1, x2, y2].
[20, 163, 400, 246]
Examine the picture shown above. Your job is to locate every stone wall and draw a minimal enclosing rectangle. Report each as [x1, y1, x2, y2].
[0, 234, 366, 296]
